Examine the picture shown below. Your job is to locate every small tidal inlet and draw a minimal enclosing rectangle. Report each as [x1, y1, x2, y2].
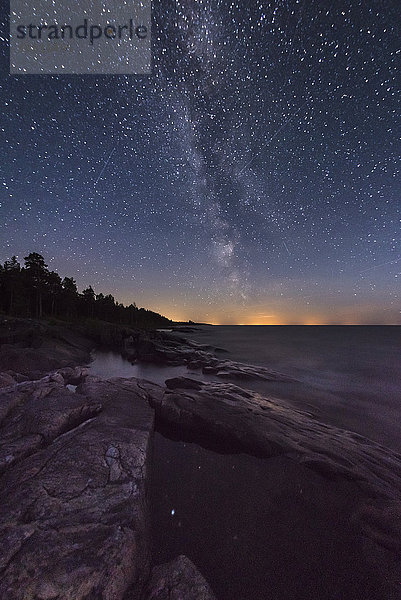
[89, 350, 395, 600]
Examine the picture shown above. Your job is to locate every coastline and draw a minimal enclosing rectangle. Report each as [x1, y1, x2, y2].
[0, 318, 400, 599]
[177, 324, 401, 452]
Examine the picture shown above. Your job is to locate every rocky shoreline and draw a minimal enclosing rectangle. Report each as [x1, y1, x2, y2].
[0, 318, 400, 598]
[0, 319, 219, 599]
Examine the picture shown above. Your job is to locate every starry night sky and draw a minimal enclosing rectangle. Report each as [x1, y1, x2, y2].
[1, 0, 400, 324]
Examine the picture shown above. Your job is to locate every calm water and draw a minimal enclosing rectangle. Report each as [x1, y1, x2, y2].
[90, 350, 217, 386]
[89, 327, 401, 600]
[89, 350, 189, 385]
[179, 325, 401, 452]
[151, 433, 395, 600]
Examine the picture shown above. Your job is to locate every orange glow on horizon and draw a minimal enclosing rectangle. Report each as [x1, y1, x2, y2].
[118, 293, 400, 326]
[160, 310, 401, 326]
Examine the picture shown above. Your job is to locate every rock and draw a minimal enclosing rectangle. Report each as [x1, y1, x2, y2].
[205, 360, 295, 382]
[187, 360, 204, 369]
[146, 555, 216, 600]
[125, 330, 296, 384]
[166, 377, 203, 391]
[0, 375, 156, 600]
[8, 371, 29, 383]
[58, 365, 90, 385]
[353, 498, 401, 552]
[0, 372, 16, 388]
[144, 376, 401, 555]
[0, 373, 102, 472]
[0, 326, 91, 381]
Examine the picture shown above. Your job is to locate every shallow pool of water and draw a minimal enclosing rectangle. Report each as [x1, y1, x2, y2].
[89, 350, 215, 386]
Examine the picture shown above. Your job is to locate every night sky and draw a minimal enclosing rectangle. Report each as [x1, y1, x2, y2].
[1, 0, 400, 324]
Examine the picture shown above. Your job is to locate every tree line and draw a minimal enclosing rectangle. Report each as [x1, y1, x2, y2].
[0, 252, 171, 329]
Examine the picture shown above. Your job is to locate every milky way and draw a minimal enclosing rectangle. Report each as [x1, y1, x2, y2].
[0, 0, 399, 323]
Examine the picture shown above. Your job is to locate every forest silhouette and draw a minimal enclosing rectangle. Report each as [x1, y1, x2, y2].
[0, 252, 171, 329]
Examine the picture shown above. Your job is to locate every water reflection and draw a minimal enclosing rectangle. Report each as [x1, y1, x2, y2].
[89, 350, 215, 387]
[88, 350, 392, 600]
[152, 431, 387, 600]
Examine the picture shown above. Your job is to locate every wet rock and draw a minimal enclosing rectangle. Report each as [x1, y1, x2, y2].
[145, 376, 401, 555]
[146, 555, 216, 600]
[0, 375, 155, 600]
[125, 337, 185, 365]
[187, 360, 204, 369]
[127, 330, 296, 385]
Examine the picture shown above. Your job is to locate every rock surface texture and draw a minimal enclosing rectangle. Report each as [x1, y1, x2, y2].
[145, 377, 401, 555]
[1, 320, 400, 599]
[125, 332, 294, 383]
[0, 374, 155, 599]
[0, 320, 92, 383]
[146, 555, 216, 600]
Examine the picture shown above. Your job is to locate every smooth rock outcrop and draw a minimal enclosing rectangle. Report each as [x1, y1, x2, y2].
[145, 377, 401, 555]
[201, 359, 294, 382]
[125, 331, 294, 383]
[0, 373, 102, 472]
[0, 372, 17, 388]
[146, 555, 216, 600]
[0, 374, 155, 599]
[0, 324, 92, 381]
[125, 334, 211, 366]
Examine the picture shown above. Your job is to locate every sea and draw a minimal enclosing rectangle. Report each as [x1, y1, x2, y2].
[180, 325, 401, 452]
[90, 325, 401, 600]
